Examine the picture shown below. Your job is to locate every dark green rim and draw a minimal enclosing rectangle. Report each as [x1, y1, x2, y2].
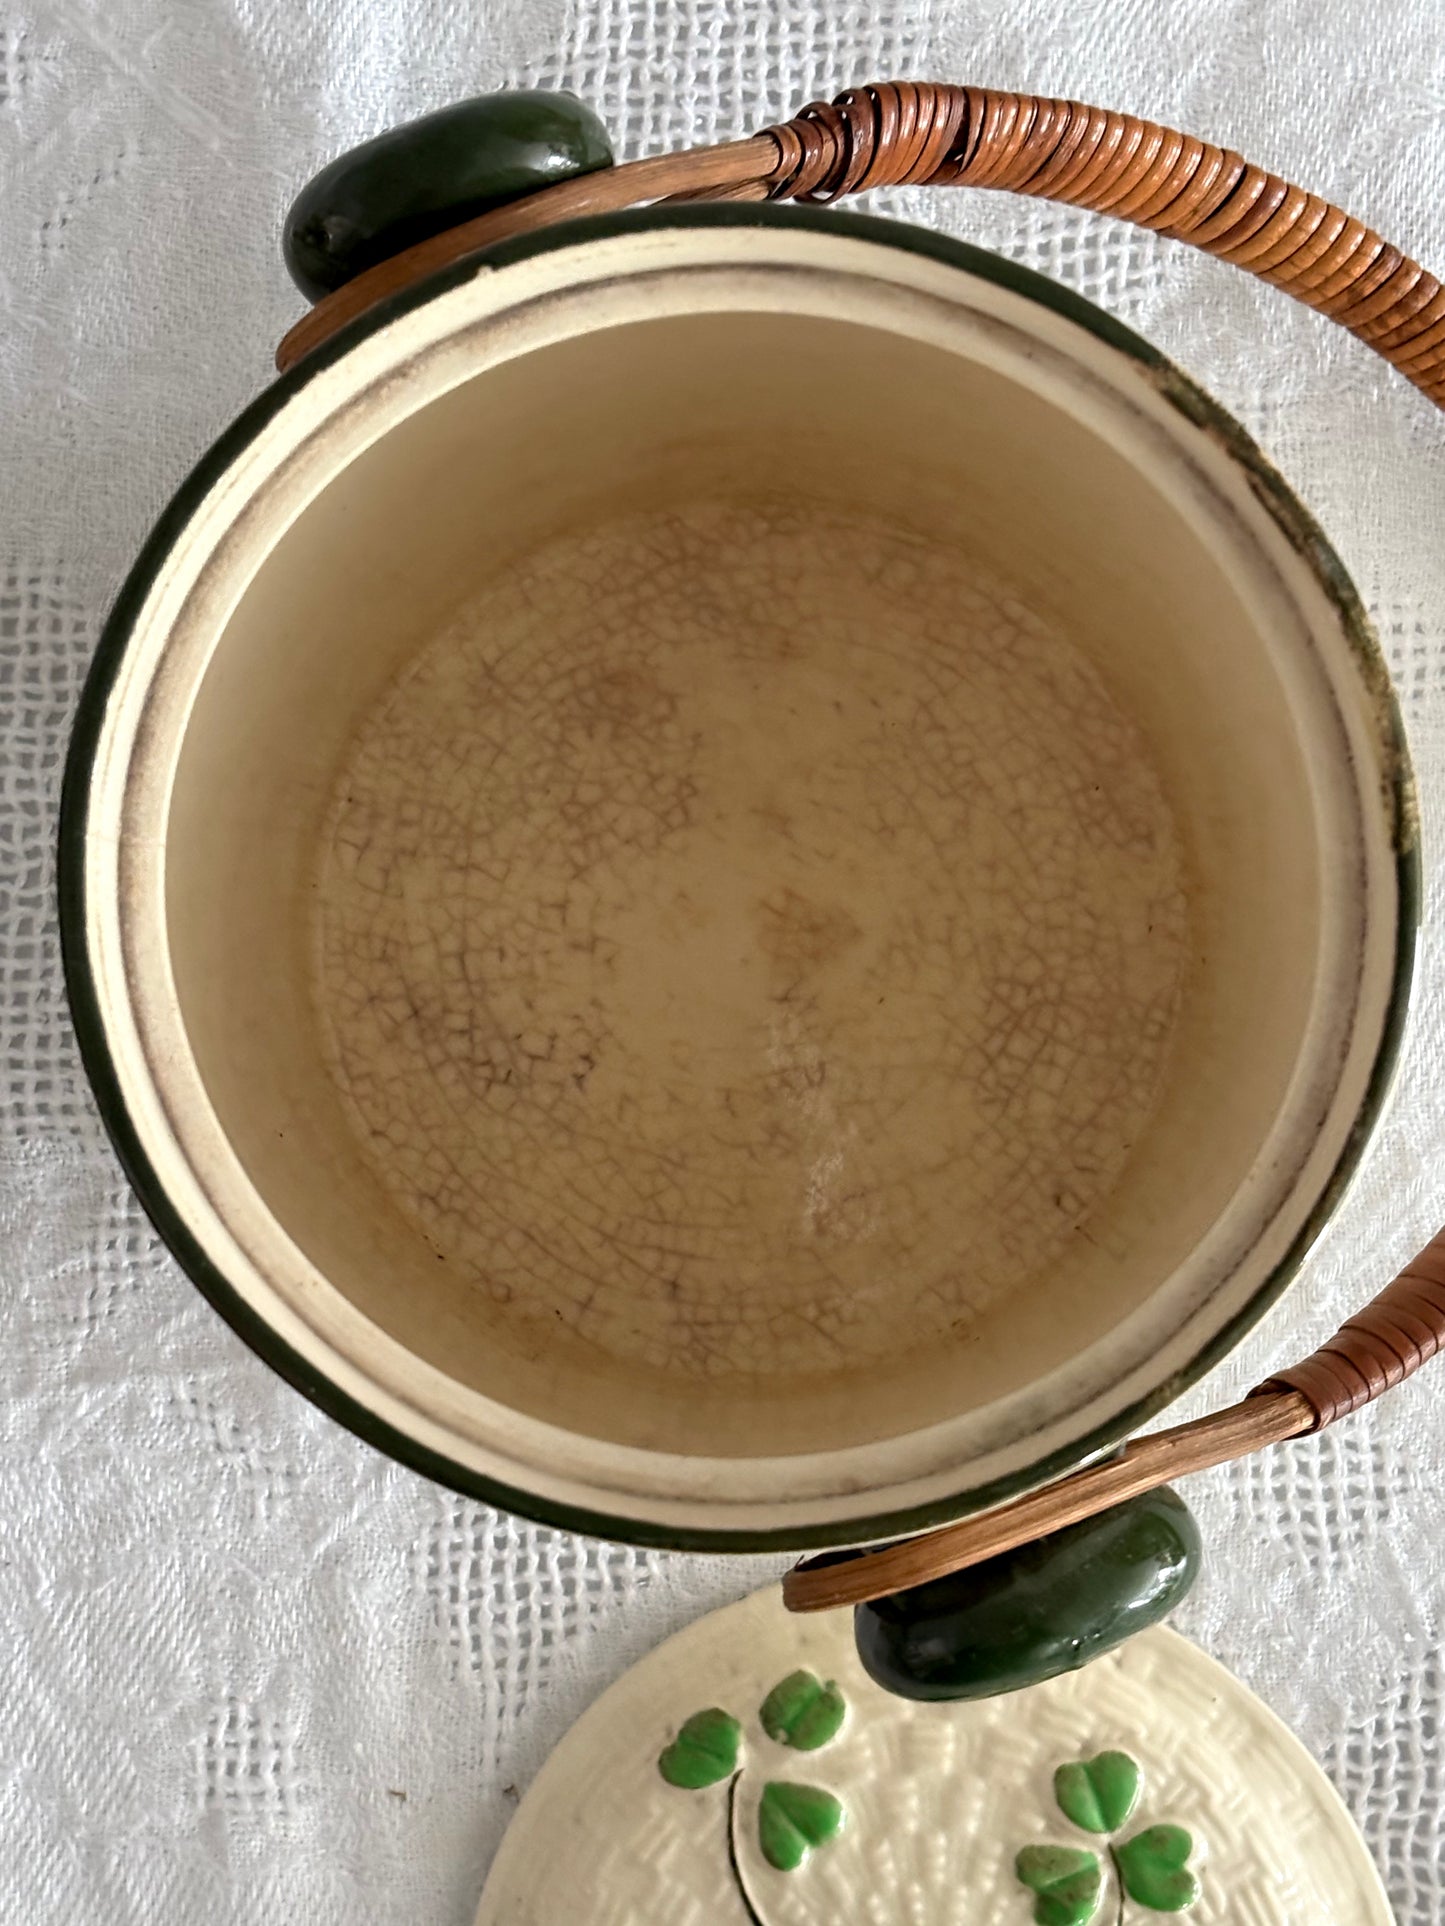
[57, 203, 1421, 1553]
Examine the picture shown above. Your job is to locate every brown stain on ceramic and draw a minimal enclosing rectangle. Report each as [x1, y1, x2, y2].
[311, 499, 1188, 1383]
[1147, 355, 1419, 861]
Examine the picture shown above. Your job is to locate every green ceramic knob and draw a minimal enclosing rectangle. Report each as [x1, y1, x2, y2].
[283, 89, 614, 302]
[853, 1486, 1202, 1703]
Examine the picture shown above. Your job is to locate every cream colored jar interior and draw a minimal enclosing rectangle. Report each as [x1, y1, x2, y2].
[158, 278, 1352, 1468]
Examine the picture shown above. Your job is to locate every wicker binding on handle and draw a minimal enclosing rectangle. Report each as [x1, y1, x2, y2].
[784, 1231, 1445, 1612]
[277, 79, 1445, 408]
[274, 82, 1445, 1608]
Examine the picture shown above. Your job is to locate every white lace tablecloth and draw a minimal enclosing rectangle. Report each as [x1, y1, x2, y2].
[2, 4, 1443, 1921]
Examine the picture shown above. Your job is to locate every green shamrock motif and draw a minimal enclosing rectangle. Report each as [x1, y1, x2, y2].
[1016, 1845, 1104, 1926]
[1014, 1751, 1200, 1923]
[757, 1780, 845, 1870]
[658, 1708, 742, 1788]
[1116, 1826, 1198, 1912]
[759, 1669, 847, 1752]
[657, 1669, 848, 1917]
[1054, 1753, 1140, 1835]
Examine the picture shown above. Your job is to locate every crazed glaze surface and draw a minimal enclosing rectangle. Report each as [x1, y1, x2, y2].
[473, 1590, 1392, 1924]
[316, 499, 1187, 1385]
[67, 210, 1415, 1535]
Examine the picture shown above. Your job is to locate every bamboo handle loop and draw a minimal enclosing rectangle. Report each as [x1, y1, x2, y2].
[269, 85, 1445, 1614]
[277, 78, 1445, 410]
[782, 1231, 1445, 1613]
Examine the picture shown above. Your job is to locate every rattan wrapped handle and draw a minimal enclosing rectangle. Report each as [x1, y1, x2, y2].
[782, 1231, 1445, 1613]
[271, 84, 1445, 1608]
[277, 79, 1445, 412]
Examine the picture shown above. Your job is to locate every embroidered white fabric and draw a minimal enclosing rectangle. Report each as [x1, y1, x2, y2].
[1, 3, 1442, 1920]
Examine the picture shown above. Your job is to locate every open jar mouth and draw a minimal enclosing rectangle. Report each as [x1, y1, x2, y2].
[61, 208, 1416, 1548]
